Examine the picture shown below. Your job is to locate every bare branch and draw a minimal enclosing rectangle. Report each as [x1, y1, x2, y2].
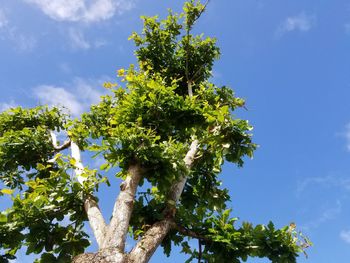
[198, 239, 202, 263]
[128, 219, 175, 263]
[175, 224, 209, 242]
[54, 139, 71, 151]
[188, 82, 193, 98]
[84, 195, 108, 248]
[49, 130, 71, 151]
[198, 0, 210, 19]
[70, 140, 107, 249]
[50, 130, 58, 147]
[102, 163, 144, 250]
[70, 141, 86, 185]
[129, 140, 199, 262]
[168, 139, 199, 203]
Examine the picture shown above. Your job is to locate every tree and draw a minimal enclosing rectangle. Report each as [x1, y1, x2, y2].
[0, 1, 310, 262]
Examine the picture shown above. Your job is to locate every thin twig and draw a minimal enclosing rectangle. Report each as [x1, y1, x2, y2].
[53, 139, 71, 151]
[185, 0, 211, 97]
[198, 0, 211, 21]
[175, 224, 209, 242]
[49, 130, 71, 151]
[198, 239, 202, 263]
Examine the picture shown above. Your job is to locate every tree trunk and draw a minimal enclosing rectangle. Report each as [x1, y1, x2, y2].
[72, 248, 127, 263]
[72, 141, 198, 262]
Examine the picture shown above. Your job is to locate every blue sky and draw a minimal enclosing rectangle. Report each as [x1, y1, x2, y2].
[1, 0, 350, 262]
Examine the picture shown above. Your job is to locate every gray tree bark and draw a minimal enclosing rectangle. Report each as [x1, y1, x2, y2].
[72, 248, 127, 263]
[71, 140, 198, 263]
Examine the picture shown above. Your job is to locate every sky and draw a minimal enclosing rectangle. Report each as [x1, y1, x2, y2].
[1, 0, 350, 262]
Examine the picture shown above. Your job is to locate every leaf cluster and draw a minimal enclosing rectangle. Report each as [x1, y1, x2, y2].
[0, 107, 91, 262]
[0, 157, 91, 262]
[0, 1, 310, 262]
[0, 106, 65, 189]
[129, 0, 219, 96]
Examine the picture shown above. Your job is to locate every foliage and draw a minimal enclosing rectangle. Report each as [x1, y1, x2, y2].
[0, 107, 91, 262]
[0, 1, 310, 262]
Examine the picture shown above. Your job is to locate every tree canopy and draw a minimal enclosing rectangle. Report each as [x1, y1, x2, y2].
[0, 1, 310, 262]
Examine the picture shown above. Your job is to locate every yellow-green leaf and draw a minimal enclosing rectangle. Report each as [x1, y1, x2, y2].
[1, 189, 14, 195]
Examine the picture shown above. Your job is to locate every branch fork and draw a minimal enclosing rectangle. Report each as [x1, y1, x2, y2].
[50, 132, 200, 262]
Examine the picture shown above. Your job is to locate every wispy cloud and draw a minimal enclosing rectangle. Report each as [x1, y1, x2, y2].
[9, 29, 37, 51]
[0, 100, 17, 112]
[33, 77, 109, 116]
[297, 174, 350, 230]
[0, 9, 37, 52]
[24, 0, 135, 23]
[340, 230, 350, 244]
[302, 200, 342, 230]
[59, 63, 72, 74]
[297, 175, 350, 197]
[67, 28, 108, 50]
[276, 13, 316, 37]
[68, 28, 91, 50]
[317, 200, 342, 224]
[34, 85, 84, 116]
[0, 8, 9, 29]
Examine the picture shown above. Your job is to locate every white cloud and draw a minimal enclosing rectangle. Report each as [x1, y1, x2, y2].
[0, 9, 9, 29]
[0, 100, 17, 112]
[24, 0, 135, 23]
[296, 175, 350, 230]
[94, 39, 108, 48]
[296, 175, 350, 197]
[0, 11, 37, 52]
[35, 85, 84, 116]
[276, 13, 316, 37]
[340, 230, 350, 244]
[59, 63, 72, 74]
[302, 200, 342, 230]
[319, 201, 342, 222]
[67, 28, 108, 50]
[10, 29, 37, 51]
[33, 77, 108, 116]
[74, 78, 105, 104]
[68, 28, 91, 49]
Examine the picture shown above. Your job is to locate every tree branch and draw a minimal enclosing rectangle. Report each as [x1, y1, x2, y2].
[128, 219, 176, 263]
[102, 163, 144, 250]
[128, 140, 199, 262]
[168, 139, 199, 203]
[83, 195, 108, 249]
[185, 0, 210, 98]
[174, 224, 209, 242]
[49, 130, 71, 152]
[198, 0, 210, 19]
[70, 140, 107, 249]
[198, 239, 202, 263]
[70, 141, 86, 185]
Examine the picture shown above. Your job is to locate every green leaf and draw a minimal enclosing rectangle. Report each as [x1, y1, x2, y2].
[100, 163, 110, 171]
[36, 163, 46, 171]
[0, 213, 7, 223]
[1, 189, 14, 195]
[69, 158, 76, 166]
